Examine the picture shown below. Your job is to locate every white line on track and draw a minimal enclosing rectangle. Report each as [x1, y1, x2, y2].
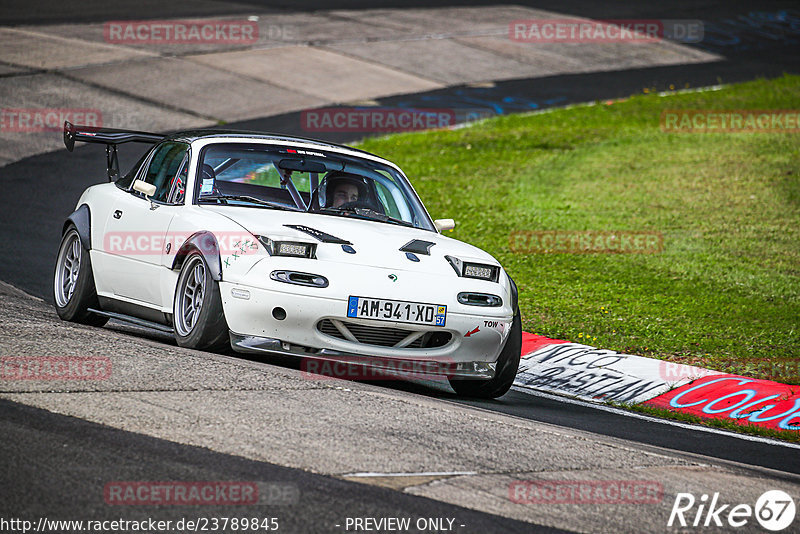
[512, 386, 800, 450]
[343, 471, 477, 478]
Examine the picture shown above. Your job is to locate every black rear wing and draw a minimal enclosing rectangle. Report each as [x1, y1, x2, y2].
[63, 121, 166, 181]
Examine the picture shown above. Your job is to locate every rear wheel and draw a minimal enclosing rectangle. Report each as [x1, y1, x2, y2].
[173, 252, 230, 351]
[53, 226, 108, 326]
[449, 310, 522, 399]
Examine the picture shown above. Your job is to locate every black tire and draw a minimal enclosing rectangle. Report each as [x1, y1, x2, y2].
[449, 310, 522, 399]
[53, 225, 108, 326]
[173, 252, 230, 351]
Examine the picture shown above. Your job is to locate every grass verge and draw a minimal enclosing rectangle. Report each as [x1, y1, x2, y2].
[356, 74, 800, 384]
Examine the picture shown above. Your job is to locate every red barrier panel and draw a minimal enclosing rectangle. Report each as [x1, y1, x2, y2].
[644, 374, 800, 431]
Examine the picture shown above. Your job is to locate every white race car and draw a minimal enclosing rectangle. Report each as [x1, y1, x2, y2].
[54, 122, 521, 398]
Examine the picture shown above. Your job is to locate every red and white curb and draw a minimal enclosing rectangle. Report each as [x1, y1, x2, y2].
[515, 333, 800, 432]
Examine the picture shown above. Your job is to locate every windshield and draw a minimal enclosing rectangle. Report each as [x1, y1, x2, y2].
[195, 143, 435, 230]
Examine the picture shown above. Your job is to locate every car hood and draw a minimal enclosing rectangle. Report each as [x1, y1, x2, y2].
[202, 205, 500, 274]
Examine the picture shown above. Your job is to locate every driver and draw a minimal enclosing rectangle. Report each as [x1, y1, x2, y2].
[332, 181, 359, 208]
[325, 173, 367, 208]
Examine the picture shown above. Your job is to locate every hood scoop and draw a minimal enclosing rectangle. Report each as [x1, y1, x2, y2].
[284, 224, 351, 245]
[400, 239, 436, 255]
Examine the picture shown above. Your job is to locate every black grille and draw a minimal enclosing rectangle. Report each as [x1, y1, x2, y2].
[317, 319, 451, 348]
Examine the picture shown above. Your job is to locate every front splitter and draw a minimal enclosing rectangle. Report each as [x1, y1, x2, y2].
[229, 332, 496, 380]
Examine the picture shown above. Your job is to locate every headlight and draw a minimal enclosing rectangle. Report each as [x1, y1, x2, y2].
[257, 236, 316, 258]
[445, 255, 500, 282]
[464, 264, 495, 279]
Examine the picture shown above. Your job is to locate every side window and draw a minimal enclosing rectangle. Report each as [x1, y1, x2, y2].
[375, 181, 401, 219]
[167, 153, 189, 204]
[140, 142, 189, 203]
[116, 146, 154, 190]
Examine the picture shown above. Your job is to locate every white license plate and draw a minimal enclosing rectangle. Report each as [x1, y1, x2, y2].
[347, 296, 446, 327]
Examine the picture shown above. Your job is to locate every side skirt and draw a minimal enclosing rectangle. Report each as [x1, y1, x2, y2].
[93, 296, 173, 333]
[89, 308, 174, 333]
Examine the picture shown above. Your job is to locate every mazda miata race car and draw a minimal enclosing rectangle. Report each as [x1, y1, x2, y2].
[54, 122, 521, 398]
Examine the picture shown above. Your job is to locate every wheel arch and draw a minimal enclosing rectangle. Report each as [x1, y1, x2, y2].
[506, 273, 519, 312]
[172, 231, 222, 281]
[64, 204, 92, 250]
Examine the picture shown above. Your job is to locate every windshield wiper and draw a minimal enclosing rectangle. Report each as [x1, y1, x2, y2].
[315, 207, 413, 227]
[389, 215, 413, 227]
[198, 194, 300, 211]
[373, 213, 414, 227]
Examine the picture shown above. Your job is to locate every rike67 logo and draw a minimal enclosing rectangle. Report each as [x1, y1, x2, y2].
[668, 490, 796, 531]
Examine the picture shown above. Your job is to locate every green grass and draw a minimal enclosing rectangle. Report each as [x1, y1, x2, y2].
[355, 74, 800, 383]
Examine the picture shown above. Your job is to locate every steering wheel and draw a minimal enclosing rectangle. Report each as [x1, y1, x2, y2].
[337, 200, 385, 214]
[337, 200, 373, 210]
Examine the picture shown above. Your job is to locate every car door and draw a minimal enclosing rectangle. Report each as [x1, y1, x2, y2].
[100, 141, 189, 307]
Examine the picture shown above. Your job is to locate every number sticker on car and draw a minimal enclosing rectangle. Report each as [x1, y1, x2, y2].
[347, 296, 446, 327]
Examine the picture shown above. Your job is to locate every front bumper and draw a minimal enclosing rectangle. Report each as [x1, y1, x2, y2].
[229, 332, 496, 379]
[221, 279, 513, 366]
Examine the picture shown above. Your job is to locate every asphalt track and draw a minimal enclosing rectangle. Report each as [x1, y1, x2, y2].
[0, 399, 560, 533]
[1, 0, 797, 26]
[1, 1, 799, 531]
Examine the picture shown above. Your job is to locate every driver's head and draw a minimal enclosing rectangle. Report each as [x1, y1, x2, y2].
[332, 182, 359, 207]
[325, 173, 366, 208]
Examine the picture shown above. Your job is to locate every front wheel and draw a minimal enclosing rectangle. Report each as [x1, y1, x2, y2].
[173, 252, 230, 352]
[449, 310, 522, 399]
[53, 226, 108, 326]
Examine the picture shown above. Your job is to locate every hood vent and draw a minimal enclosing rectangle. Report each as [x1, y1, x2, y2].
[284, 224, 351, 245]
[400, 239, 436, 255]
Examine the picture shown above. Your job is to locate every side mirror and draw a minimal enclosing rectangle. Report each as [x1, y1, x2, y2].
[434, 218, 455, 232]
[133, 179, 156, 197]
[133, 179, 159, 210]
